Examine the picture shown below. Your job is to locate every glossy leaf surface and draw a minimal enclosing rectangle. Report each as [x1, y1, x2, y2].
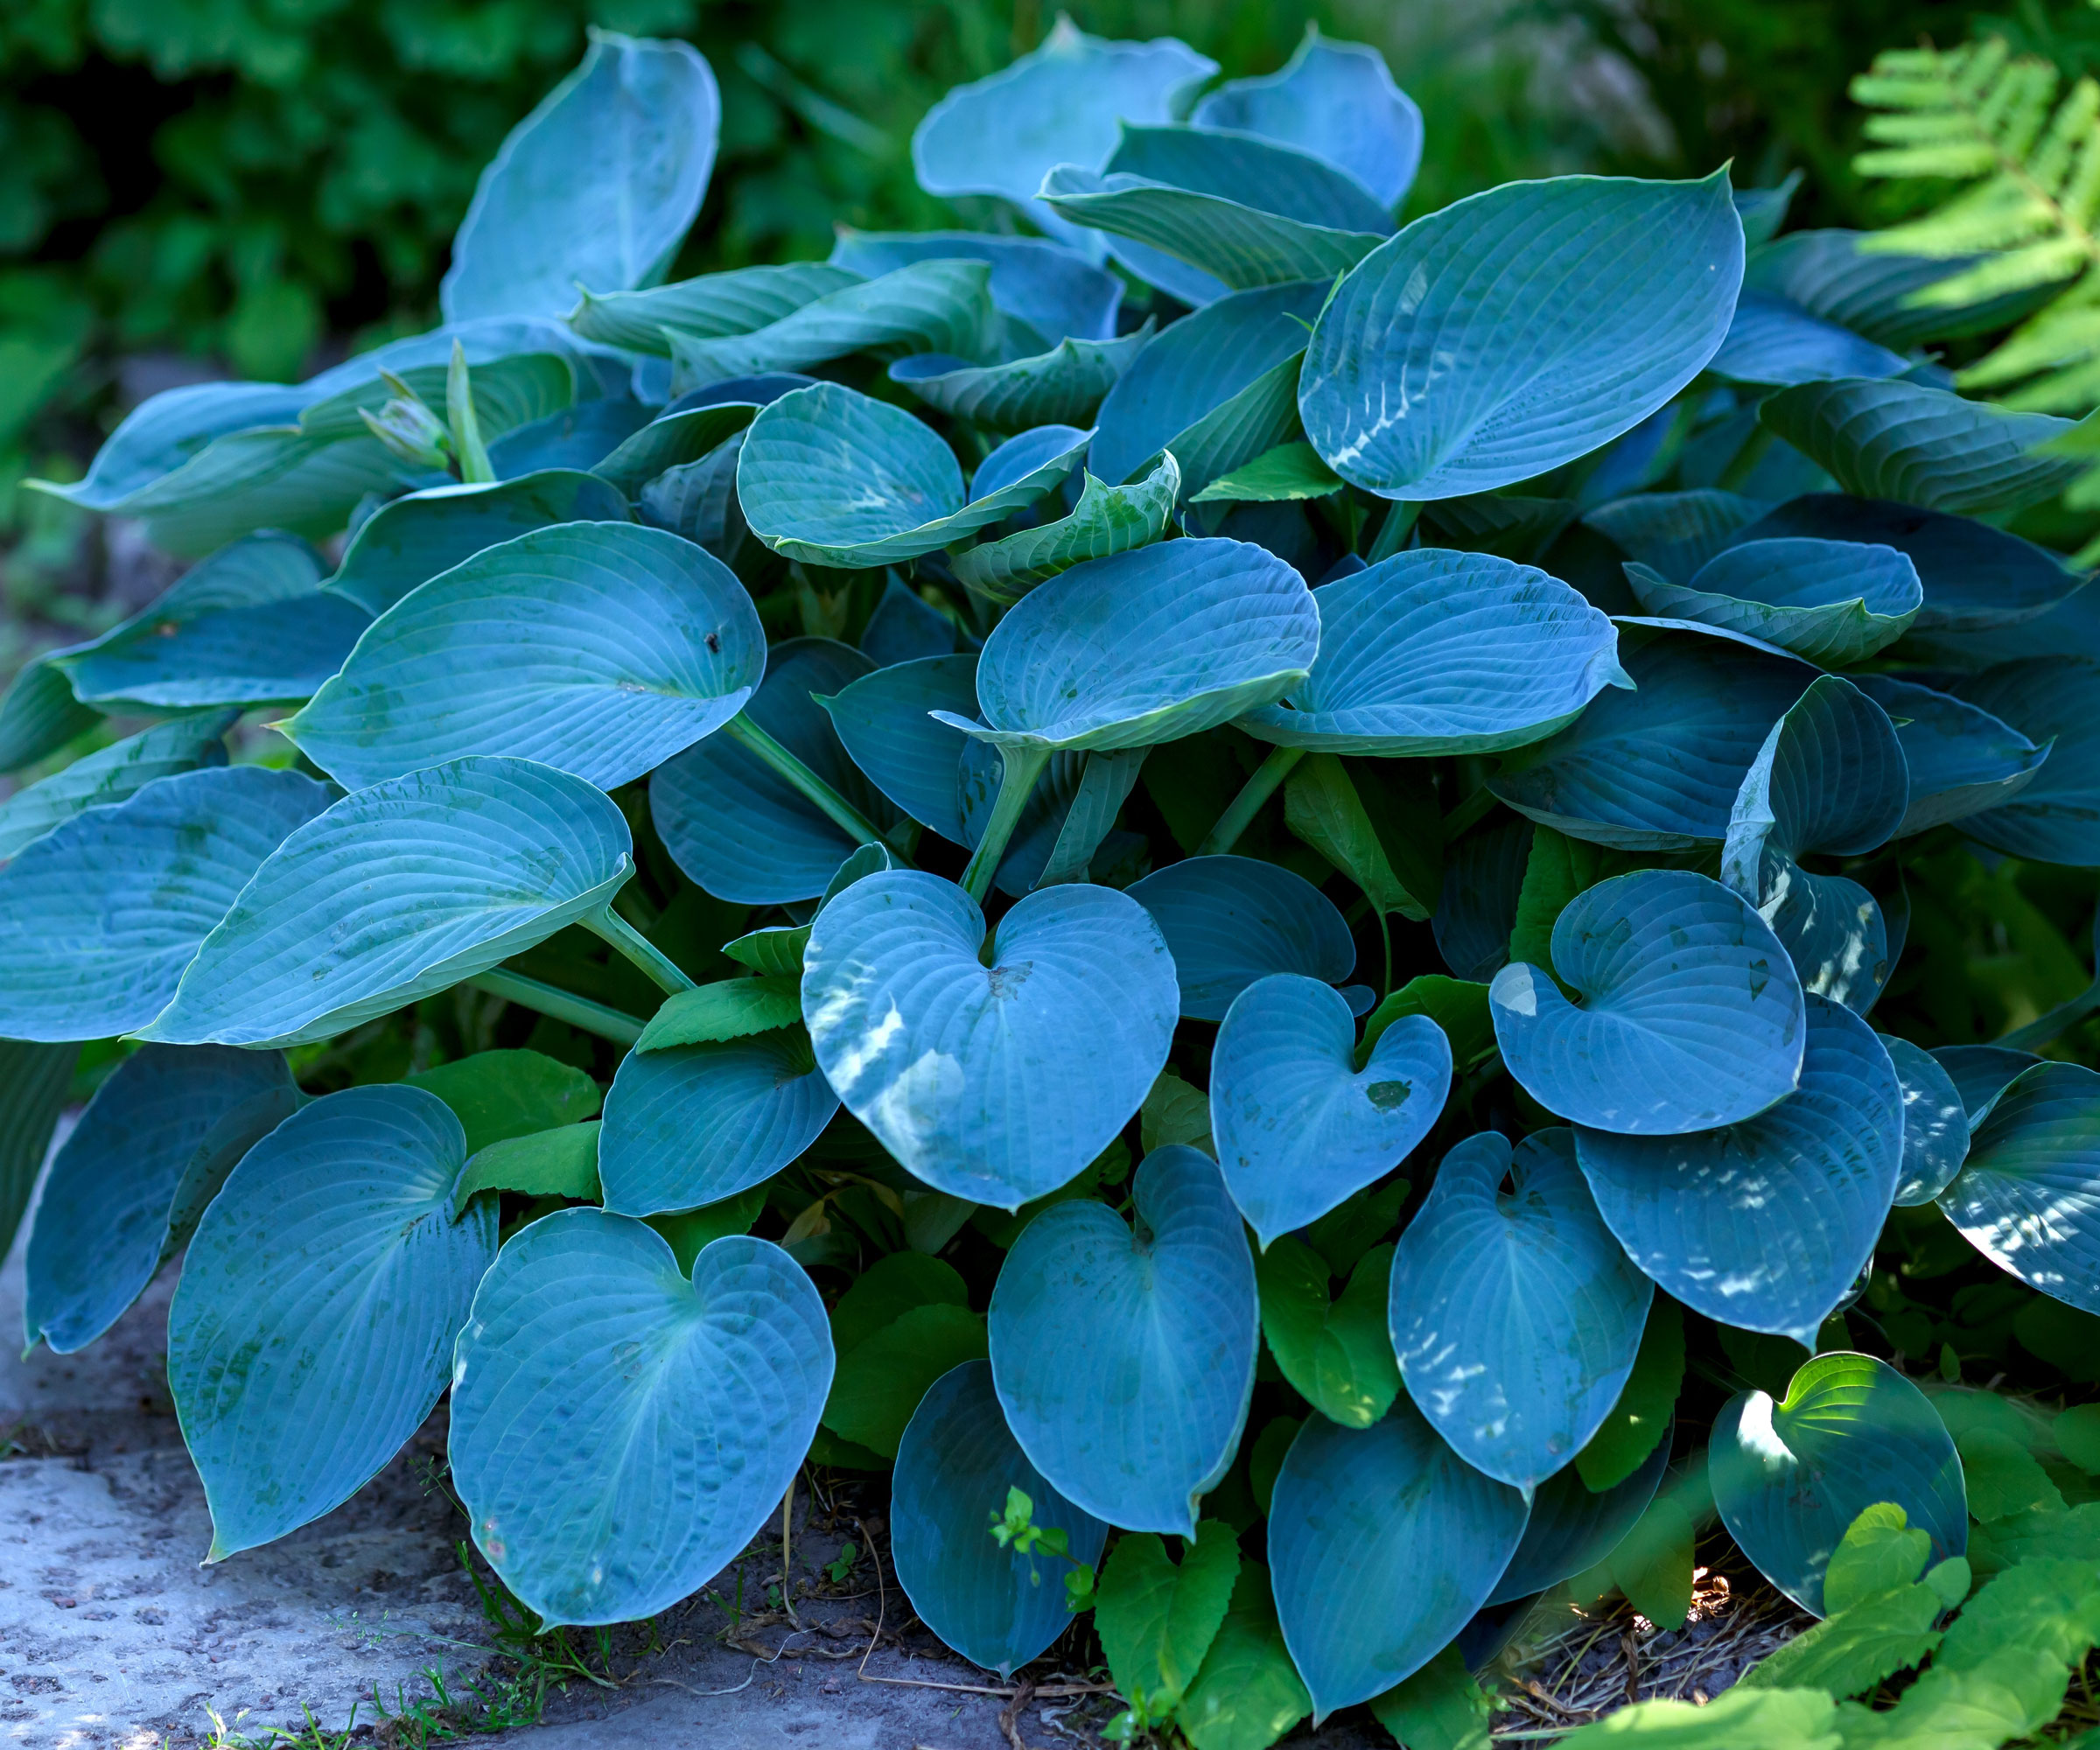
[1940, 1063, 2100, 1314]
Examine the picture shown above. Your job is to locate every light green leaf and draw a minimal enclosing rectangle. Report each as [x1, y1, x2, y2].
[1178, 1558, 1313, 1750]
[1143, 1069, 1215, 1155]
[952, 456, 1179, 604]
[1360, 976, 1494, 1072]
[1576, 1298, 1687, 1492]
[1096, 1520, 1242, 1715]
[1192, 441, 1343, 504]
[822, 1302, 988, 1459]
[1284, 752, 1436, 920]
[403, 1047, 602, 1154]
[1256, 1238, 1401, 1429]
[1956, 1430, 2064, 1522]
[1824, 1503, 1932, 1614]
[1368, 1646, 1490, 1750]
[637, 978, 802, 1051]
[1555, 1689, 1839, 1748]
[452, 1121, 602, 1212]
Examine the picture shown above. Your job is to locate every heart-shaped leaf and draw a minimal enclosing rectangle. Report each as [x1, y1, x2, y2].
[1486, 1422, 1672, 1606]
[598, 1030, 837, 1217]
[1623, 537, 1922, 668]
[989, 1145, 1258, 1535]
[453, 1122, 601, 1208]
[803, 872, 1176, 1207]
[891, 1360, 1110, 1676]
[1300, 172, 1743, 500]
[403, 1047, 601, 1153]
[290, 522, 763, 791]
[443, 32, 718, 321]
[1178, 1556, 1314, 1750]
[1096, 1520, 1242, 1716]
[140, 756, 633, 1049]
[1490, 869, 1808, 1134]
[892, 329, 1149, 430]
[831, 229, 1125, 345]
[1211, 974, 1452, 1246]
[1855, 675, 2048, 836]
[822, 653, 979, 844]
[1268, 1397, 1530, 1719]
[1194, 28, 1422, 209]
[1256, 1238, 1402, 1429]
[954, 538, 1319, 752]
[170, 1084, 498, 1558]
[0, 712, 233, 862]
[0, 766, 332, 1042]
[825, 1300, 989, 1460]
[1490, 625, 1814, 850]
[1954, 658, 2100, 867]
[1127, 854, 1357, 1021]
[1712, 1351, 1966, 1616]
[449, 1214, 830, 1625]
[25, 1045, 299, 1354]
[1237, 549, 1628, 755]
[570, 262, 858, 353]
[953, 456, 1180, 603]
[1391, 1128, 1652, 1489]
[1576, 995, 1902, 1343]
[1882, 1035, 1970, 1208]
[1939, 1062, 2100, 1313]
[653, 639, 896, 903]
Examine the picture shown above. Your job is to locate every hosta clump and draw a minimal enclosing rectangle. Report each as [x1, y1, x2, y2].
[8, 18, 2100, 1744]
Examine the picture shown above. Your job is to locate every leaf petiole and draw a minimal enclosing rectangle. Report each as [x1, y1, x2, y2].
[959, 741, 1051, 904]
[721, 713, 894, 850]
[465, 969, 645, 1045]
[1196, 745, 1305, 858]
[584, 905, 697, 995]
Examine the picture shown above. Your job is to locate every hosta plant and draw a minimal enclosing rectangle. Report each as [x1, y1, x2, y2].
[5, 19, 2100, 1746]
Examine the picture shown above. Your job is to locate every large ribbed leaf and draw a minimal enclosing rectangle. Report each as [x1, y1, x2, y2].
[1577, 997, 1901, 1344]
[891, 329, 1148, 430]
[953, 538, 1319, 752]
[1490, 625, 1814, 850]
[892, 1361, 1110, 1676]
[442, 32, 718, 321]
[1955, 659, 2100, 867]
[327, 471, 634, 616]
[0, 1041, 76, 1263]
[830, 230, 1124, 344]
[1883, 1034, 1969, 1208]
[1623, 538, 1922, 668]
[1390, 1128, 1651, 1489]
[1712, 1352, 1965, 1616]
[1854, 676, 2048, 836]
[1939, 1062, 2100, 1313]
[802, 872, 1177, 1207]
[169, 1084, 497, 1558]
[1707, 292, 1910, 387]
[1490, 869, 1807, 1135]
[1486, 1428, 1671, 1606]
[0, 657, 102, 776]
[952, 456, 1180, 603]
[652, 639, 896, 903]
[139, 757, 633, 1049]
[30, 379, 315, 514]
[820, 653, 978, 844]
[908, 18, 1216, 256]
[1237, 550, 1627, 755]
[1210, 975, 1450, 1246]
[1269, 1400, 1530, 1720]
[1935, 1045, 2038, 1128]
[1722, 676, 1908, 1012]
[1300, 172, 1743, 500]
[486, 399, 653, 476]
[1193, 28, 1422, 209]
[0, 766, 332, 1042]
[1760, 380, 2082, 517]
[0, 713, 232, 861]
[290, 522, 763, 792]
[24, 1045, 299, 1354]
[1746, 228, 2034, 349]
[1432, 817, 1531, 984]
[449, 1216, 830, 1626]
[1586, 489, 1768, 583]
[1126, 854, 1357, 1022]
[587, 402, 759, 495]
[737, 385, 1082, 565]
[569, 262, 858, 354]
[989, 1146, 1257, 1536]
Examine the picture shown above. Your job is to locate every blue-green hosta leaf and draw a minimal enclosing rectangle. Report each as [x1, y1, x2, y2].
[327, 471, 634, 616]
[1576, 996, 1901, 1343]
[294, 352, 577, 443]
[1487, 1424, 1672, 1606]
[1759, 380, 2082, 518]
[442, 32, 718, 322]
[1746, 228, 2040, 350]
[909, 18, 1217, 256]
[989, 1145, 1258, 1536]
[802, 872, 1177, 1208]
[25, 1045, 299, 1354]
[1126, 854, 1356, 1022]
[954, 538, 1319, 752]
[1934, 1045, 2039, 1130]
[0, 713, 232, 861]
[0, 1041, 78, 1263]
[1623, 538, 1922, 668]
[890, 329, 1148, 430]
[1939, 1062, 2100, 1314]
[737, 385, 1082, 567]
[1711, 1352, 1966, 1616]
[859, 576, 956, 668]
[1491, 869, 1807, 1134]
[569, 262, 859, 354]
[1091, 281, 1327, 487]
[1489, 625, 1815, 850]
[1432, 817, 1532, 984]
[1585, 490, 1768, 583]
[0, 766, 332, 1042]
[1955, 659, 2100, 868]
[598, 1032, 836, 1217]
[1883, 1034, 1969, 1208]
[1853, 676, 2048, 836]
[139, 756, 633, 1049]
[290, 522, 763, 792]
[1391, 1128, 1652, 1489]
[1210, 975, 1451, 1246]
[449, 1214, 830, 1625]
[653, 639, 897, 903]
[891, 1360, 1110, 1676]
[0, 657, 102, 775]
[1152, 351, 1307, 507]
[486, 399, 653, 477]
[31, 379, 316, 514]
[667, 260, 997, 394]
[1193, 28, 1423, 210]
[952, 457, 1180, 604]
[586, 402, 758, 495]
[169, 1084, 497, 1558]
[1236, 549, 1627, 756]
[1300, 172, 1744, 500]
[1269, 1398, 1530, 1719]
[820, 653, 978, 844]
[1708, 293, 1911, 388]
[1722, 676, 1908, 1012]
[636, 433, 746, 559]
[830, 231, 1124, 345]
